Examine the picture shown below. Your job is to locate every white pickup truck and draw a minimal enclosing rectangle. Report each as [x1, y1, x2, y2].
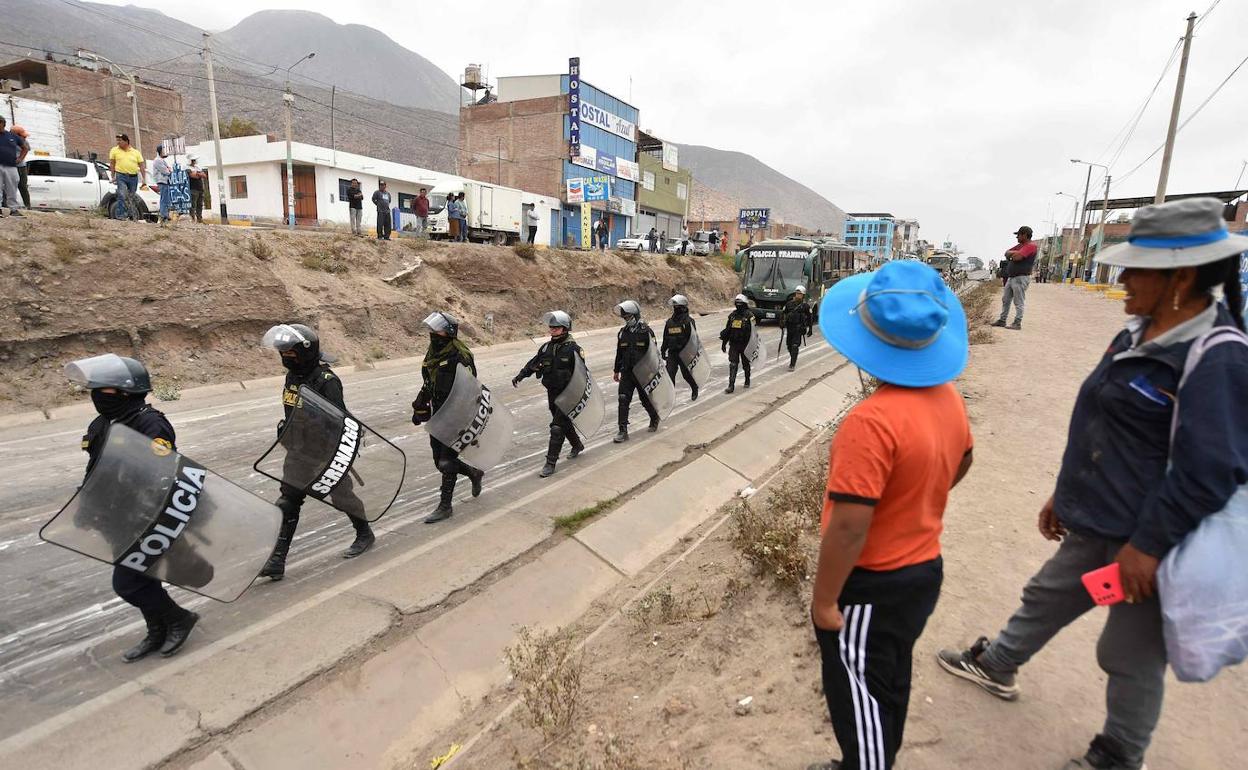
[24, 155, 159, 220]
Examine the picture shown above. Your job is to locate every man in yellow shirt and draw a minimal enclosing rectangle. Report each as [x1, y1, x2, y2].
[107, 133, 146, 220]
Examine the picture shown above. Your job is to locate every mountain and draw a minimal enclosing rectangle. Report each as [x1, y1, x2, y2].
[676, 144, 846, 234]
[0, 0, 207, 65]
[214, 10, 459, 114]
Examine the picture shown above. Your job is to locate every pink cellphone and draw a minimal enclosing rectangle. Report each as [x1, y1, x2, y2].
[1082, 563, 1125, 606]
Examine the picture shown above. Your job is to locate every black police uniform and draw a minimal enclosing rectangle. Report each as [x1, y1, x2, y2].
[661, 307, 700, 399]
[265, 363, 373, 575]
[614, 322, 661, 430]
[780, 298, 815, 369]
[82, 395, 198, 659]
[720, 305, 758, 391]
[412, 337, 484, 515]
[515, 333, 587, 464]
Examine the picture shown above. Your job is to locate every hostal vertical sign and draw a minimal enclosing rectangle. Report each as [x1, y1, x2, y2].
[568, 57, 581, 160]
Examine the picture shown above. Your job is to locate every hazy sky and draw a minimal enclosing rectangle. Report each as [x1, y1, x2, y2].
[94, 0, 1248, 259]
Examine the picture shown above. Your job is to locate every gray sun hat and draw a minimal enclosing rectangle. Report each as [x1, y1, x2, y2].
[1095, 197, 1248, 269]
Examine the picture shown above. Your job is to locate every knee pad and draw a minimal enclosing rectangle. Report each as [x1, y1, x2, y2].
[275, 496, 302, 522]
[550, 424, 566, 442]
[436, 458, 459, 476]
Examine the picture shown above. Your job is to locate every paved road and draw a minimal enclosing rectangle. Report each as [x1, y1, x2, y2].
[0, 312, 835, 738]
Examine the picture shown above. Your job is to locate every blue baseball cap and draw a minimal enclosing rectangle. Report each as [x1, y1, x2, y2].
[818, 260, 968, 387]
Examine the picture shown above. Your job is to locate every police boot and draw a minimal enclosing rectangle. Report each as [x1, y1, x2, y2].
[789, 349, 799, 370]
[568, 432, 585, 458]
[725, 364, 738, 394]
[613, 426, 629, 443]
[690, 384, 699, 402]
[159, 607, 199, 657]
[343, 519, 375, 559]
[467, 467, 485, 497]
[425, 481, 455, 523]
[539, 460, 557, 478]
[743, 363, 752, 389]
[648, 416, 660, 433]
[259, 503, 299, 581]
[122, 610, 166, 663]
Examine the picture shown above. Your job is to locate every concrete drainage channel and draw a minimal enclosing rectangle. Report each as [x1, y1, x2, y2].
[0, 353, 860, 770]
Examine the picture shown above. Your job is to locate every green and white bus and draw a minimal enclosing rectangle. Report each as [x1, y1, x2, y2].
[734, 238, 868, 322]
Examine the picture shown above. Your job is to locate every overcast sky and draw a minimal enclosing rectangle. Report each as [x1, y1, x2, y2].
[96, 0, 1248, 259]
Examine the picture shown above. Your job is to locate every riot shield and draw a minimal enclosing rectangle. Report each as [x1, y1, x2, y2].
[553, 352, 606, 439]
[424, 365, 516, 472]
[253, 386, 406, 522]
[40, 423, 281, 602]
[678, 333, 712, 389]
[744, 320, 768, 367]
[631, 339, 676, 420]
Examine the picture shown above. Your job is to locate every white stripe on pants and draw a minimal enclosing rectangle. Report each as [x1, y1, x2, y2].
[839, 604, 886, 770]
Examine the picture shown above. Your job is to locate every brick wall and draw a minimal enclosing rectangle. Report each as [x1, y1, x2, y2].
[7, 60, 183, 159]
[459, 95, 565, 199]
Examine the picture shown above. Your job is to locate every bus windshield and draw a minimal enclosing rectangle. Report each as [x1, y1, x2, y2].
[746, 250, 808, 291]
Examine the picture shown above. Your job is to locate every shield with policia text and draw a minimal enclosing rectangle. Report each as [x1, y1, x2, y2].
[40, 423, 282, 602]
[553, 352, 606, 439]
[744, 318, 768, 367]
[253, 386, 406, 522]
[678, 331, 712, 389]
[424, 364, 516, 472]
[632, 338, 676, 420]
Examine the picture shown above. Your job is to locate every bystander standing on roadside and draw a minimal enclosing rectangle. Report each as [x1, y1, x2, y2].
[937, 198, 1248, 770]
[372, 180, 392, 240]
[681, 227, 690, 255]
[186, 156, 206, 223]
[647, 226, 658, 253]
[660, 230, 667, 252]
[596, 218, 609, 251]
[11, 125, 31, 209]
[808, 259, 973, 770]
[108, 133, 146, 221]
[0, 117, 29, 217]
[526, 202, 541, 244]
[151, 145, 175, 226]
[709, 228, 720, 254]
[455, 193, 470, 242]
[346, 179, 364, 236]
[993, 225, 1037, 329]
[415, 188, 430, 236]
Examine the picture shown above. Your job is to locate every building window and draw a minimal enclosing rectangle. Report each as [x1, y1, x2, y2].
[397, 193, 417, 212]
[676, 182, 688, 200]
[229, 175, 248, 199]
[338, 178, 355, 201]
[643, 171, 655, 191]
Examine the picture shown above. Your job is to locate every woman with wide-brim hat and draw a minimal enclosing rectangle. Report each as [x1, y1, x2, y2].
[808, 259, 975, 770]
[937, 197, 1248, 770]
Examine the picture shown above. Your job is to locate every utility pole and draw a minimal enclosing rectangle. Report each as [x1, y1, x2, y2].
[284, 85, 296, 230]
[203, 34, 227, 222]
[1235, 160, 1247, 190]
[330, 84, 337, 166]
[1156, 12, 1198, 203]
[1075, 164, 1092, 271]
[497, 137, 502, 185]
[1092, 175, 1112, 272]
[126, 73, 142, 158]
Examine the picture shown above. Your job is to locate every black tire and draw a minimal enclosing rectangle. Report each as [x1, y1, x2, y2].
[99, 192, 117, 219]
[134, 198, 151, 222]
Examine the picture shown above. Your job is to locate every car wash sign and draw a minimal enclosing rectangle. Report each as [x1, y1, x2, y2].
[568, 57, 582, 160]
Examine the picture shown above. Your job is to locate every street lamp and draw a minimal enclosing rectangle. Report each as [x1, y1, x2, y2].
[283, 52, 316, 230]
[1055, 192, 1080, 282]
[78, 49, 143, 157]
[1069, 159, 1109, 263]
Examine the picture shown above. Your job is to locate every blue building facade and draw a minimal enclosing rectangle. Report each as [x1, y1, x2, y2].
[559, 74, 639, 248]
[844, 214, 896, 264]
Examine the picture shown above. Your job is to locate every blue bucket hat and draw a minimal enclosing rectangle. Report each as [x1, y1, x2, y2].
[818, 260, 968, 387]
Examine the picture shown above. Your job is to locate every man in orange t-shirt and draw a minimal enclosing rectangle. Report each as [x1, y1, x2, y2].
[807, 260, 973, 770]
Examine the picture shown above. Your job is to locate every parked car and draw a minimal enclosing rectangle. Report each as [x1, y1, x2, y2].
[24, 155, 158, 220]
[616, 234, 649, 251]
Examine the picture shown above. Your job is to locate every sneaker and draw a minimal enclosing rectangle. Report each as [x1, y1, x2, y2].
[10, 209, 23, 217]
[613, 429, 629, 443]
[1009, 320, 1022, 330]
[1061, 736, 1146, 770]
[990, 319, 1007, 328]
[935, 637, 1020, 700]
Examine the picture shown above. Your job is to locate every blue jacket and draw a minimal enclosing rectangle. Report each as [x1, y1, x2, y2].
[1053, 303, 1248, 557]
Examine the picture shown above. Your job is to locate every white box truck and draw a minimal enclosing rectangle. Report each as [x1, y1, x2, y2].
[428, 180, 523, 245]
[1, 95, 67, 157]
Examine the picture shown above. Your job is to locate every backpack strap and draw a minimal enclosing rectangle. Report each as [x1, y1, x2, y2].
[1170, 326, 1248, 446]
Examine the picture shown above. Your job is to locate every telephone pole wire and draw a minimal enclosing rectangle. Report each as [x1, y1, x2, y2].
[1155, 12, 1198, 203]
[202, 33, 228, 222]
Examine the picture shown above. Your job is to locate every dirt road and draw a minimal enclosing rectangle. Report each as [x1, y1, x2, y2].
[445, 284, 1245, 770]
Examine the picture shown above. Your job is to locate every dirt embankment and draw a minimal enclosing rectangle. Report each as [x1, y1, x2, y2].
[0, 214, 740, 414]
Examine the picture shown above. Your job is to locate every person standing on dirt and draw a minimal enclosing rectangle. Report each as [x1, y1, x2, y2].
[186, 156, 206, 223]
[808, 260, 973, 770]
[346, 179, 364, 236]
[647, 227, 659, 253]
[662, 294, 700, 401]
[612, 300, 661, 443]
[258, 324, 376, 581]
[512, 310, 588, 478]
[595, 218, 610, 251]
[709, 229, 720, 254]
[372, 181, 393, 241]
[0, 117, 29, 217]
[151, 144, 175, 225]
[454, 193, 470, 242]
[781, 285, 815, 371]
[412, 312, 485, 523]
[993, 225, 1037, 329]
[526, 202, 541, 245]
[108, 133, 146, 221]
[720, 294, 757, 393]
[67, 354, 202, 661]
[11, 124, 31, 209]
[937, 198, 1248, 770]
[415, 188, 430, 236]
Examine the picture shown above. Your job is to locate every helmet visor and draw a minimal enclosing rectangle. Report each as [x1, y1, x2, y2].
[542, 311, 572, 329]
[423, 312, 458, 333]
[65, 353, 140, 391]
[261, 324, 313, 352]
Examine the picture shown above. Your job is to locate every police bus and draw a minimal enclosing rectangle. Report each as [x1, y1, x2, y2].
[734, 238, 867, 322]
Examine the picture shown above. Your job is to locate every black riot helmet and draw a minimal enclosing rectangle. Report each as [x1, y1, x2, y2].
[262, 323, 324, 373]
[542, 310, 573, 332]
[64, 353, 152, 394]
[423, 311, 460, 337]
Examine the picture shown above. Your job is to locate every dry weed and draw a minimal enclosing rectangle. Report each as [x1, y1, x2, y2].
[300, 252, 349, 274]
[624, 584, 685, 630]
[767, 458, 828, 529]
[504, 626, 585, 740]
[48, 234, 81, 264]
[513, 243, 537, 260]
[247, 235, 273, 261]
[730, 498, 808, 586]
[665, 253, 681, 268]
[152, 382, 181, 401]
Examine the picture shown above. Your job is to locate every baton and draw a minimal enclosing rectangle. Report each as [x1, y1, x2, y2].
[777, 325, 786, 357]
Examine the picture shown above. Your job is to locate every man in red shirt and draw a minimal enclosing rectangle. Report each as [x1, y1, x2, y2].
[808, 260, 974, 770]
[993, 225, 1038, 330]
[415, 188, 430, 236]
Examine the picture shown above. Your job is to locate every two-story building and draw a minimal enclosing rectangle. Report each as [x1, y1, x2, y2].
[635, 130, 690, 242]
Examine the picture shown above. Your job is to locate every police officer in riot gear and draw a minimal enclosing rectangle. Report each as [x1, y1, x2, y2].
[70, 354, 200, 660]
[260, 324, 375, 580]
[612, 299, 661, 443]
[662, 294, 700, 401]
[512, 310, 587, 478]
[412, 312, 485, 523]
[720, 294, 757, 393]
[780, 285, 815, 371]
